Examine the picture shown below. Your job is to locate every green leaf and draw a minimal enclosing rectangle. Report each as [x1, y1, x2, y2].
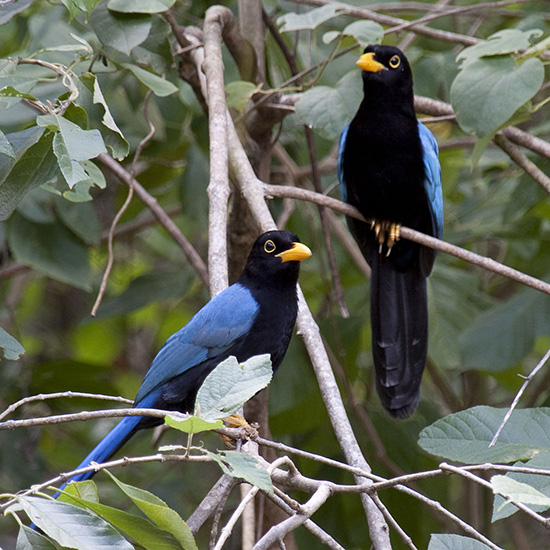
[0, 130, 58, 222]
[492, 453, 550, 521]
[459, 287, 550, 371]
[105, 471, 198, 550]
[419, 406, 550, 464]
[225, 81, 261, 113]
[295, 70, 362, 140]
[16, 524, 58, 550]
[0, 86, 38, 101]
[37, 114, 106, 161]
[108, 0, 176, 13]
[59, 483, 183, 550]
[323, 20, 384, 48]
[77, 73, 129, 160]
[429, 533, 493, 550]
[121, 63, 178, 97]
[0, 327, 25, 360]
[492, 475, 550, 508]
[457, 29, 544, 67]
[54, 196, 102, 245]
[195, 354, 273, 421]
[7, 214, 92, 291]
[0, 130, 16, 159]
[89, 0, 152, 55]
[0, 0, 34, 25]
[451, 56, 544, 137]
[165, 414, 223, 434]
[8, 496, 134, 550]
[277, 4, 345, 33]
[212, 450, 274, 494]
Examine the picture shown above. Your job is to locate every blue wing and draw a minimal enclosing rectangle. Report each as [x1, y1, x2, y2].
[337, 124, 349, 202]
[418, 121, 443, 240]
[135, 283, 259, 404]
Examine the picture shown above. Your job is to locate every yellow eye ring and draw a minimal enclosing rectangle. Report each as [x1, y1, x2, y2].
[389, 55, 400, 69]
[264, 240, 276, 253]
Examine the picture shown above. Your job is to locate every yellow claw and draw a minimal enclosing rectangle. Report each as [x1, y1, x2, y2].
[370, 220, 401, 256]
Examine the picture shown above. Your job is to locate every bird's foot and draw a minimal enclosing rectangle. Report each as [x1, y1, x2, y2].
[372, 220, 401, 255]
[220, 414, 258, 448]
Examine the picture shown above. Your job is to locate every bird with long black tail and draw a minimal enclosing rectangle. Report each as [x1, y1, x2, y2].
[55, 230, 311, 487]
[338, 45, 443, 418]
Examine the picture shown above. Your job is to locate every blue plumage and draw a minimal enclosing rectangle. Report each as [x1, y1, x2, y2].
[56, 230, 311, 488]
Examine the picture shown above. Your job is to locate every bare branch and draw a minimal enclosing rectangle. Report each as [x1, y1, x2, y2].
[490, 346, 550, 446]
[263, 183, 550, 296]
[0, 391, 133, 422]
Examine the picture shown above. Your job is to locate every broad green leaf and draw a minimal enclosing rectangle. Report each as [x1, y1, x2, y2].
[457, 29, 543, 67]
[121, 63, 178, 97]
[60, 0, 100, 18]
[0, 327, 25, 360]
[419, 406, 550, 464]
[7, 214, 92, 291]
[0, 86, 38, 101]
[295, 70, 362, 140]
[0, 0, 34, 24]
[77, 73, 129, 160]
[195, 355, 273, 421]
[492, 475, 550, 508]
[0, 130, 16, 159]
[36, 114, 106, 189]
[429, 534, 493, 550]
[90, 0, 152, 55]
[0, 131, 58, 222]
[277, 4, 345, 33]
[459, 286, 550, 371]
[59, 483, 183, 550]
[16, 525, 58, 550]
[37, 114, 106, 161]
[0, 126, 44, 183]
[451, 56, 544, 137]
[225, 81, 261, 113]
[105, 471, 198, 550]
[7, 496, 133, 550]
[207, 450, 274, 494]
[165, 414, 222, 434]
[323, 20, 384, 48]
[54, 196, 102, 245]
[108, 0, 176, 13]
[492, 453, 550, 521]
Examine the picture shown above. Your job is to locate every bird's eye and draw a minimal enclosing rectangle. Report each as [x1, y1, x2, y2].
[389, 55, 400, 69]
[264, 240, 276, 253]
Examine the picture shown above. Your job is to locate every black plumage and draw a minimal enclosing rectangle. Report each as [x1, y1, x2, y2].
[63, 230, 311, 485]
[338, 45, 443, 418]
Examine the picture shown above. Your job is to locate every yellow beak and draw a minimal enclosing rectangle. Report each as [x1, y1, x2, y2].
[276, 242, 312, 263]
[357, 52, 386, 73]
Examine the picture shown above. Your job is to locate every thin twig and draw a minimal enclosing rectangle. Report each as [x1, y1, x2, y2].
[91, 90, 155, 316]
[0, 391, 133, 422]
[490, 346, 550, 446]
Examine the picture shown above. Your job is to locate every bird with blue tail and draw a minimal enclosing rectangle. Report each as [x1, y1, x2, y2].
[56, 230, 311, 489]
[337, 44, 443, 418]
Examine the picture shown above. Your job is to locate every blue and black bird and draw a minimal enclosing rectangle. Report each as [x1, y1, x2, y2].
[337, 45, 443, 418]
[63, 230, 311, 485]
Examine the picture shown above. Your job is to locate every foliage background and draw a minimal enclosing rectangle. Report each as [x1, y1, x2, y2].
[1, 0, 550, 548]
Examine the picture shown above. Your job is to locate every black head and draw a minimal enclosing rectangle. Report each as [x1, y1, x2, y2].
[357, 45, 414, 104]
[239, 230, 311, 289]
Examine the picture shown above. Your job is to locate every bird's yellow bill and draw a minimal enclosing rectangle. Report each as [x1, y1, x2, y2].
[276, 242, 312, 263]
[357, 52, 386, 73]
